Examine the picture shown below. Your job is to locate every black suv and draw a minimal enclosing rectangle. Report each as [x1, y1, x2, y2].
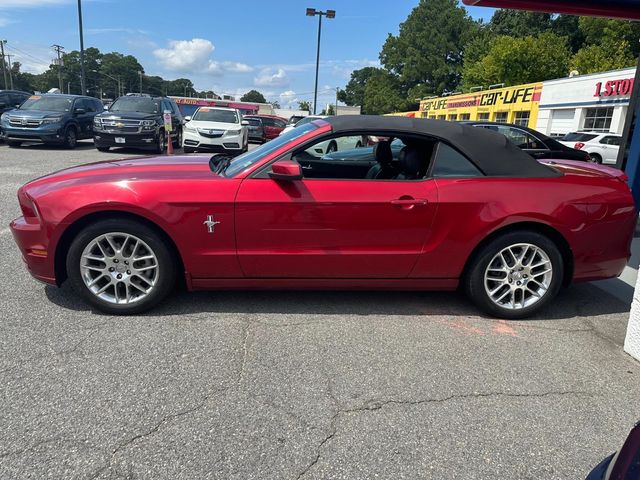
[92, 94, 183, 153]
[0, 89, 30, 115]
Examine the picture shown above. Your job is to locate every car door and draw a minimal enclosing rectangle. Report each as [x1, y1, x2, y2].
[74, 98, 94, 138]
[599, 135, 621, 164]
[234, 132, 439, 278]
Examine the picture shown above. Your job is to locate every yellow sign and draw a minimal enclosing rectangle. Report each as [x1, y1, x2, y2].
[418, 82, 542, 128]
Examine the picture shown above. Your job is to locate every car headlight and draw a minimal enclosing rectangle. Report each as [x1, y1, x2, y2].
[42, 116, 63, 124]
[142, 119, 157, 131]
[226, 129, 241, 135]
[184, 124, 196, 132]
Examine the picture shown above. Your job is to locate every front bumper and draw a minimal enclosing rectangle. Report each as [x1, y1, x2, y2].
[93, 131, 159, 148]
[1, 124, 66, 144]
[183, 129, 244, 152]
[10, 216, 56, 285]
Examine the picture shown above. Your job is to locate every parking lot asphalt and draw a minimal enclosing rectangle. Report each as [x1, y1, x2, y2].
[1, 140, 640, 479]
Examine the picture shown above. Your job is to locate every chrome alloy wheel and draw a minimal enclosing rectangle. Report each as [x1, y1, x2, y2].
[80, 232, 159, 305]
[483, 243, 553, 310]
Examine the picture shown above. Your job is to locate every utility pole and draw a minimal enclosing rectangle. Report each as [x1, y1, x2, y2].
[0, 40, 7, 89]
[77, 0, 86, 95]
[52, 44, 65, 91]
[306, 9, 336, 115]
[5, 54, 13, 90]
[335, 87, 339, 116]
[138, 70, 142, 93]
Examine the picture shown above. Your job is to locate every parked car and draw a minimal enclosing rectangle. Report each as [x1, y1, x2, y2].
[0, 89, 30, 115]
[461, 121, 591, 162]
[92, 94, 183, 153]
[244, 115, 286, 141]
[10, 115, 635, 317]
[287, 114, 306, 126]
[280, 115, 325, 136]
[586, 421, 640, 479]
[244, 117, 265, 143]
[182, 106, 248, 154]
[0, 94, 102, 149]
[558, 132, 621, 164]
[280, 115, 363, 154]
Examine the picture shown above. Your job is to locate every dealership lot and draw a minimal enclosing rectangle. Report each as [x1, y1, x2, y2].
[2, 142, 640, 479]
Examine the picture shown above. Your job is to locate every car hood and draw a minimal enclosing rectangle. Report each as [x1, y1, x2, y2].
[97, 111, 157, 121]
[8, 110, 68, 119]
[23, 155, 222, 197]
[187, 120, 241, 130]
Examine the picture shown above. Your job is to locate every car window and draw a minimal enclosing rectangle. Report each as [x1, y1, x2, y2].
[431, 142, 483, 178]
[0, 93, 9, 107]
[75, 98, 91, 111]
[561, 132, 597, 142]
[193, 108, 239, 123]
[262, 117, 275, 127]
[275, 119, 286, 128]
[499, 126, 545, 149]
[20, 95, 73, 112]
[294, 116, 320, 127]
[246, 118, 262, 126]
[600, 136, 621, 146]
[9, 93, 27, 106]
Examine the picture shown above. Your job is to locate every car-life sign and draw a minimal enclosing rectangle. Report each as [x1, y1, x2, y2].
[594, 78, 635, 98]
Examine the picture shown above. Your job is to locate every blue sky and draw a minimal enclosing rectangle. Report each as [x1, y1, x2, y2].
[0, 0, 494, 108]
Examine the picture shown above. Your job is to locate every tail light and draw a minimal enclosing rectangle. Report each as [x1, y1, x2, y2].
[574, 142, 585, 150]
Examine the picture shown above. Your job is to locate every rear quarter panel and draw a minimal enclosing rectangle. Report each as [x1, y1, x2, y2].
[411, 174, 635, 283]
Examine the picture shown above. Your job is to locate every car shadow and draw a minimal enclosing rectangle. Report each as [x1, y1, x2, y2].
[7, 141, 97, 150]
[44, 280, 631, 321]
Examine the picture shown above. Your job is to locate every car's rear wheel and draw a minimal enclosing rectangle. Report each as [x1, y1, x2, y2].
[588, 153, 602, 164]
[464, 231, 563, 319]
[96, 145, 110, 152]
[7, 140, 21, 148]
[63, 126, 77, 149]
[66, 219, 176, 314]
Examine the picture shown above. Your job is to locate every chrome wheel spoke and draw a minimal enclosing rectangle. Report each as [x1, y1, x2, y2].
[80, 232, 159, 305]
[484, 242, 552, 310]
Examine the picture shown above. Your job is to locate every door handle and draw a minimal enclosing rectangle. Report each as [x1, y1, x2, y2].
[391, 197, 428, 210]
[301, 165, 313, 170]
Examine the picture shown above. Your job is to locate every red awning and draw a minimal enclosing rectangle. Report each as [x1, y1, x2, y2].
[462, 0, 640, 20]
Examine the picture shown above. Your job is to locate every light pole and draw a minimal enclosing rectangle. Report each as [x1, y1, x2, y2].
[93, 70, 121, 98]
[138, 70, 143, 94]
[77, 0, 86, 95]
[306, 8, 335, 115]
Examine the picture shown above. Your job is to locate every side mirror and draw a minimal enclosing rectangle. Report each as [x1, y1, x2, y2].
[103, 105, 109, 110]
[74, 108, 86, 114]
[269, 160, 303, 181]
[241, 120, 249, 126]
[184, 116, 191, 122]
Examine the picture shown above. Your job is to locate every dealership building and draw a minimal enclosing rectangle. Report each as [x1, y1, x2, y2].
[416, 66, 635, 137]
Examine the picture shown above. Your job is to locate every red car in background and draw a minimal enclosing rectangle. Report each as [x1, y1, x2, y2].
[244, 115, 287, 142]
[9, 116, 636, 316]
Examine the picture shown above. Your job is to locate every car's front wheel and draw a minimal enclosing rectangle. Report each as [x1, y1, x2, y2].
[63, 126, 77, 149]
[66, 219, 176, 314]
[7, 140, 21, 148]
[463, 230, 563, 319]
[153, 131, 165, 154]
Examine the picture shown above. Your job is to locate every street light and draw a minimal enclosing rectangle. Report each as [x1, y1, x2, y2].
[138, 70, 143, 94]
[77, 0, 86, 95]
[306, 7, 335, 114]
[93, 70, 122, 97]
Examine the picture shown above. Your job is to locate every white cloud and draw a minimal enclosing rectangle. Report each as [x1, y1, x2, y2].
[254, 68, 289, 88]
[0, 16, 15, 26]
[0, 0, 67, 8]
[153, 38, 253, 76]
[86, 27, 149, 35]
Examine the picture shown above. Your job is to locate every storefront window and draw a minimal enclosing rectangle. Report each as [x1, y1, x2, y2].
[437, 115, 446, 120]
[494, 112, 508, 123]
[514, 111, 530, 127]
[583, 107, 614, 132]
[459, 113, 471, 120]
[448, 114, 458, 121]
[477, 112, 490, 120]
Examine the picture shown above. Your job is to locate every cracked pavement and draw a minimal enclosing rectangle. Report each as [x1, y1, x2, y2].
[1, 143, 640, 479]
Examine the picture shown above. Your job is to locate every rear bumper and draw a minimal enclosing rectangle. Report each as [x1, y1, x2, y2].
[9, 216, 56, 285]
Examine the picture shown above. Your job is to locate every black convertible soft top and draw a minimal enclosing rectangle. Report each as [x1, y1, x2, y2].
[324, 115, 560, 178]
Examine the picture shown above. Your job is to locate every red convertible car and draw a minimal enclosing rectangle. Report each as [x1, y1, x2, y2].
[10, 116, 637, 317]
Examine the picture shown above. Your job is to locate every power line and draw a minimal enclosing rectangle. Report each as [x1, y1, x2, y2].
[5, 43, 51, 66]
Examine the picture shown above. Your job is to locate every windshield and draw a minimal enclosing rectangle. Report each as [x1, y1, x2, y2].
[224, 123, 319, 177]
[561, 132, 597, 142]
[19, 96, 73, 112]
[109, 97, 159, 114]
[193, 108, 239, 123]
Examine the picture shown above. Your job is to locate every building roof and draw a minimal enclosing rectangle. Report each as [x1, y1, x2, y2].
[324, 115, 560, 178]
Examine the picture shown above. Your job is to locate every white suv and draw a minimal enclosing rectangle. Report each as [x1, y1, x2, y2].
[558, 132, 621, 164]
[182, 106, 248, 154]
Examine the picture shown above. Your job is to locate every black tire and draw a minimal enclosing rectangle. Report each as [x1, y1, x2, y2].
[326, 141, 338, 153]
[7, 140, 21, 148]
[66, 218, 177, 314]
[173, 128, 182, 147]
[463, 230, 564, 319]
[153, 131, 165, 154]
[63, 126, 78, 149]
[588, 153, 602, 164]
[183, 146, 195, 154]
[96, 146, 110, 152]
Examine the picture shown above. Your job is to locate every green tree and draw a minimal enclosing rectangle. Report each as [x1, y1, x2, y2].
[578, 17, 640, 57]
[337, 66, 379, 107]
[462, 32, 570, 87]
[551, 15, 585, 54]
[8, 62, 35, 92]
[489, 10, 553, 37]
[571, 41, 635, 75]
[241, 89, 266, 103]
[362, 69, 407, 115]
[298, 100, 311, 112]
[380, 0, 478, 94]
